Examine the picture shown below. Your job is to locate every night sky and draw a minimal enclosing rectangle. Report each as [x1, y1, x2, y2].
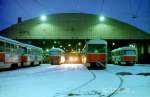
[0, 0, 150, 33]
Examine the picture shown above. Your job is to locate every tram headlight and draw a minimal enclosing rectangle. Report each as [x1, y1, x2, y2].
[82, 56, 86, 63]
[69, 57, 74, 62]
[74, 57, 78, 61]
[60, 56, 65, 63]
[69, 56, 78, 62]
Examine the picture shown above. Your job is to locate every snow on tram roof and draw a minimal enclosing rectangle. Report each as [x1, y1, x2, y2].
[111, 47, 137, 52]
[86, 39, 107, 45]
[0, 36, 42, 50]
[0, 36, 20, 45]
[21, 43, 42, 50]
[50, 48, 64, 52]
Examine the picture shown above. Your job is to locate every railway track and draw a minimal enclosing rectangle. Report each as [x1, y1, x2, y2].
[106, 71, 124, 97]
[53, 69, 96, 97]
[53, 68, 124, 97]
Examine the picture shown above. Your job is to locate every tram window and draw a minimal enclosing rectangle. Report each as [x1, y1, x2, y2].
[0, 41, 5, 52]
[124, 50, 136, 55]
[5, 43, 11, 52]
[12, 45, 18, 53]
[28, 48, 32, 54]
[141, 46, 144, 54]
[21, 47, 27, 54]
[116, 51, 119, 55]
[16, 46, 21, 54]
[88, 44, 106, 53]
[120, 51, 124, 55]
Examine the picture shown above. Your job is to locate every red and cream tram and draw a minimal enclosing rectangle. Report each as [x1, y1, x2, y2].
[48, 48, 65, 65]
[20, 43, 43, 67]
[0, 36, 43, 69]
[84, 39, 107, 69]
[111, 47, 137, 66]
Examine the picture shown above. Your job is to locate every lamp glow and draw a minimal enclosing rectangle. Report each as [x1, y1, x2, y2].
[99, 16, 105, 21]
[41, 15, 47, 21]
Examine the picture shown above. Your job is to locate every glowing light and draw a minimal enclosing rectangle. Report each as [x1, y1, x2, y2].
[68, 44, 71, 47]
[60, 56, 65, 63]
[112, 42, 115, 46]
[129, 44, 136, 48]
[69, 57, 74, 61]
[60, 45, 63, 48]
[99, 16, 105, 21]
[78, 48, 80, 52]
[41, 15, 47, 21]
[54, 41, 57, 44]
[78, 42, 81, 46]
[46, 49, 49, 52]
[74, 57, 78, 61]
[82, 56, 86, 64]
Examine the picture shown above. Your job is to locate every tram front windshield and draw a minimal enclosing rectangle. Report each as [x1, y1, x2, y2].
[49, 51, 61, 56]
[88, 44, 106, 53]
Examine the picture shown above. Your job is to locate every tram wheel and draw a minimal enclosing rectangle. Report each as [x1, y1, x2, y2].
[21, 61, 24, 67]
[30, 62, 34, 66]
[11, 63, 18, 69]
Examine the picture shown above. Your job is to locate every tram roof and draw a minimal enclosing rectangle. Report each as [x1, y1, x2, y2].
[111, 47, 137, 52]
[86, 39, 107, 45]
[0, 36, 20, 45]
[50, 48, 64, 52]
[0, 36, 42, 50]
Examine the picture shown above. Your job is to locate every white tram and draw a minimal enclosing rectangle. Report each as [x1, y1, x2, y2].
[111, 46, 137, 65]
[20, 43, 43, 67]
[0, 36, 43, 69]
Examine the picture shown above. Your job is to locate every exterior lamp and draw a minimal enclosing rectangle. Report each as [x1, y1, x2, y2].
[99, 16, 105, 21]
[41, 15, 47, 21]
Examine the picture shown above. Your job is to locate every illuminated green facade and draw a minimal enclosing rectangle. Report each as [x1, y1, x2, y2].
[1, 13, 150, 39]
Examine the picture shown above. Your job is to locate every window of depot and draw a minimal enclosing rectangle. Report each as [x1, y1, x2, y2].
[148, 45, 150, 54]
[141, 46, 144, 54]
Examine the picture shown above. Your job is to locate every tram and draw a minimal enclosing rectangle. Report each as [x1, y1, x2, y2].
[111, 47, 137, 65]
[48, 48, 65, 65]
[83, 39, 107, 69]
[20, 43, 43, 67]
[0, 36, 43, 69]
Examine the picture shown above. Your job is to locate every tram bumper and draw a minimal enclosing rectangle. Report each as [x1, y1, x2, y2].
[120, 61, 135, 66]
[86, 61, 106, 70]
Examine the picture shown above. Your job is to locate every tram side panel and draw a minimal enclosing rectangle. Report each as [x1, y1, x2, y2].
[20, 47, 43, 66]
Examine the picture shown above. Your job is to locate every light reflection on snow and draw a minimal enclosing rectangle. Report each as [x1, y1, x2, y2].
[58, 64, 87, 70]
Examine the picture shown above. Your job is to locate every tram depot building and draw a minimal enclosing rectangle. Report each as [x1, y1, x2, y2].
[1, 13, 150, 64]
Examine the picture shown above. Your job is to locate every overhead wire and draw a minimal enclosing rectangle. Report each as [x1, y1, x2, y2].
[32, 0, 50, 13]
[100, 0, 105, 15]
[15, 0, 31, 16]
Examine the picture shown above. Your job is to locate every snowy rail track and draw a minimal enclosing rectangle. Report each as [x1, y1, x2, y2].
[106, 71, 124, 97]
[53, 68, 124, 97]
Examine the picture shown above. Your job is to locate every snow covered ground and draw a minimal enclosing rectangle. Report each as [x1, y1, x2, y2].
[0, 64, 150, 97]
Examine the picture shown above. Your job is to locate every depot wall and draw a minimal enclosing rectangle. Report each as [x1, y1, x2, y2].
[1, 13, 150, 39]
